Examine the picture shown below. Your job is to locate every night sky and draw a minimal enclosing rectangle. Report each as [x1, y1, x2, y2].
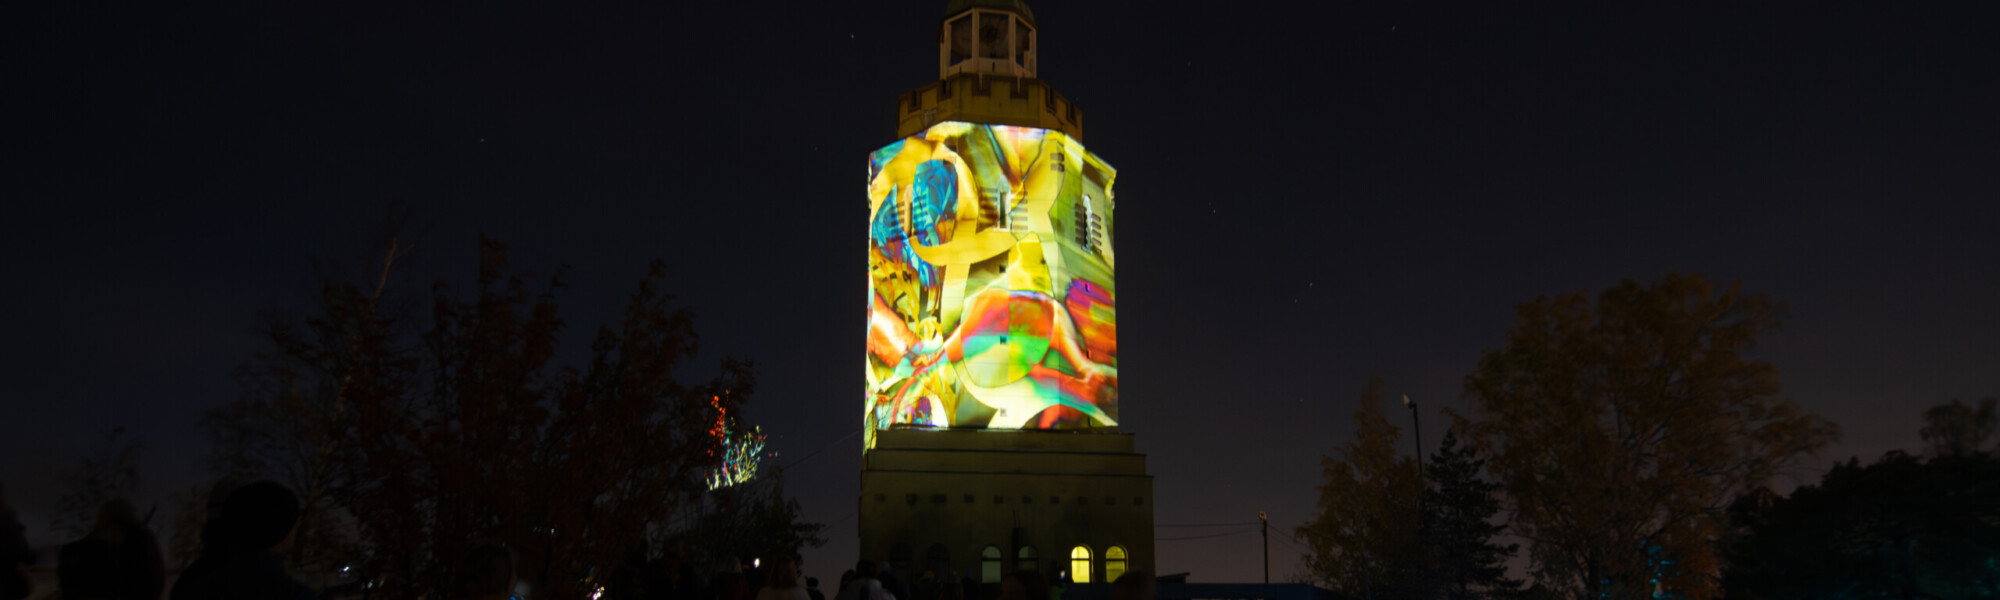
[9, 0, 1999, 586]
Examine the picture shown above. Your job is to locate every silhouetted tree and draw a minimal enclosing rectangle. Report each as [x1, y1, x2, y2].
[51, 427, 145, 539]
[163, 485, 207, 570]
[1420, 429, 1519, 600]
[1722, 451, 2000, 599]
[1921, 397, 1997, 458]
[1461, 274, 1838, 600]
[679, 470, 827, 571]
[1297, 378, 1427, 599]
[223, 233, 816, 599]
[200, 229, 416, 575]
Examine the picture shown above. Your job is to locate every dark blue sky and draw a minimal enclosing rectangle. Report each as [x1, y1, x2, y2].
[8, 0, 1998, 585]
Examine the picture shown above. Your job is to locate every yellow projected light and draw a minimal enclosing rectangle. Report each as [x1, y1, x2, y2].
[865, 122, 1117, 443]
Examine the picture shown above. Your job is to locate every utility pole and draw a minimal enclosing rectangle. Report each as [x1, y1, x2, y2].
[1259, 510, 1269, 584]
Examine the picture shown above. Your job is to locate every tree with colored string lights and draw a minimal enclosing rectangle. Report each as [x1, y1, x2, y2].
[215, 232, 818, 599]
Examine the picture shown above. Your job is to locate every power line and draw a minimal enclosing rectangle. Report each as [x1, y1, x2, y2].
[778, 429, 861, 471]
[1157, 529, 1259, 542]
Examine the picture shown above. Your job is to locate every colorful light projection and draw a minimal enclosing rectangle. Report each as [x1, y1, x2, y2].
[706, 394, 766, 490]
[866, 121, 1117, 444]
[705, 427, 765, 490]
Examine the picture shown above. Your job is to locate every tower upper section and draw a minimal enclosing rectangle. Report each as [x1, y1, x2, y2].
[896, 0, 1084, 141]
[939, 0, 1037, 80]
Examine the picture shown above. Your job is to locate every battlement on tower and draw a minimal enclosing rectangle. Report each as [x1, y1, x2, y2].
[896, 74, 1085, 140]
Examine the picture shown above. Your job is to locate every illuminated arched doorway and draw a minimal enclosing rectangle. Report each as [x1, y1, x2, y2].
[981, 545, 1003, 583]
[1069, 545, 1092, 583]
[1105, 546, 1128, 582]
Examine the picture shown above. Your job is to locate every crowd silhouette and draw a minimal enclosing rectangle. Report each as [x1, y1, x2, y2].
[1, 479, 1157, 600]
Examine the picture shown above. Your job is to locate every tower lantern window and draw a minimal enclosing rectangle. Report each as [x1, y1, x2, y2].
[979, 13, 1011, 59]
[1015, 21, 1034, 66]
[948, 16, 973, 65]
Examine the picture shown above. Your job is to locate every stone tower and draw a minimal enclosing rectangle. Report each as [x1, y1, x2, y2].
[860, 0, 1153, 589]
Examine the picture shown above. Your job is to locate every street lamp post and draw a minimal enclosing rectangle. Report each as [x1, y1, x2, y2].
[1402, 394, 1428, 543]
[1401, 395, 1424, 483]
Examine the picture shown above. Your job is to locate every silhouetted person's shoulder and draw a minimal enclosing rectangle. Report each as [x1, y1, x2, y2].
[170, 481, 313, 600]
[1, 506, 32, 600]
[122, 523, 167, 600]
[171, 547, 313, 600]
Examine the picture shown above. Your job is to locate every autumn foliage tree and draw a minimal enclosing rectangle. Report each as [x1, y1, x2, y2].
[1297, 378, 1427, 598]
[1298, 380, 1519, 600]
[1461, 274, 1837, 600]
[213, 234, 806, 599]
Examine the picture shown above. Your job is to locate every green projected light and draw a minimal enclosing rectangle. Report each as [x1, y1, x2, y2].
[866, 122, 1116, 446]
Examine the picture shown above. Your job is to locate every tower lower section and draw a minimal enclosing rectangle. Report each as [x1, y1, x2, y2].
[859, 429, 1154, 586]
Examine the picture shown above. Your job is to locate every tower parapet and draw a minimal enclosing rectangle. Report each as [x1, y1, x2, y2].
[896, 75, 1083, 140]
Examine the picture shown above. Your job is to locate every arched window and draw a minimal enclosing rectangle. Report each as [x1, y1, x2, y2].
[981, 545, 1002, 583]
[1069, 546, 1092, 583]
[891, 544, 915, 582]
[1016, 546, 1038, 573]
[926, 544, 952, 584]
[1105, 546, 1128, 583]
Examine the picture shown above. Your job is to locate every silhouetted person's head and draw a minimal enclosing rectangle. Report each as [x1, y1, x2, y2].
[1108, 570, 1154, 600]
[855, 559, 878, 579]
[1001, 571, 1048, 600]
[213, 481, 299, 552]
[808, 577, 820, 589]
[86, 498, 142, 541]
[459, 544, 516, 599]
[769, 557, 801, 589]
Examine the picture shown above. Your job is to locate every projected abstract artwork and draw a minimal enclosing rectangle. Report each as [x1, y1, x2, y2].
[866, 122, 1117, 442]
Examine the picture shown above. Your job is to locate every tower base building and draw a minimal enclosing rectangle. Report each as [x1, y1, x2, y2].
[860, 429, 1153, 584]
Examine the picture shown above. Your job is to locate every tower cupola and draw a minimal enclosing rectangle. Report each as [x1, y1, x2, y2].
[940, 0, 1037, 79]
[897, 0, 1080, 140]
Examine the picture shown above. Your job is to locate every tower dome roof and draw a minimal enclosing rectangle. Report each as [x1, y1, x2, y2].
[944, 0, 1035, 25]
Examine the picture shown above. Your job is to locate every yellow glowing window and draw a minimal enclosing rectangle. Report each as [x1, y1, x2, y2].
[1069, 546, 1092, 583]
[981, 546, 1002, 583]
[1105, 546, 1128, 583]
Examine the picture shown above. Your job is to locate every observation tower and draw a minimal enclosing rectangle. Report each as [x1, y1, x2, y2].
[861, 0, 1154, 587]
